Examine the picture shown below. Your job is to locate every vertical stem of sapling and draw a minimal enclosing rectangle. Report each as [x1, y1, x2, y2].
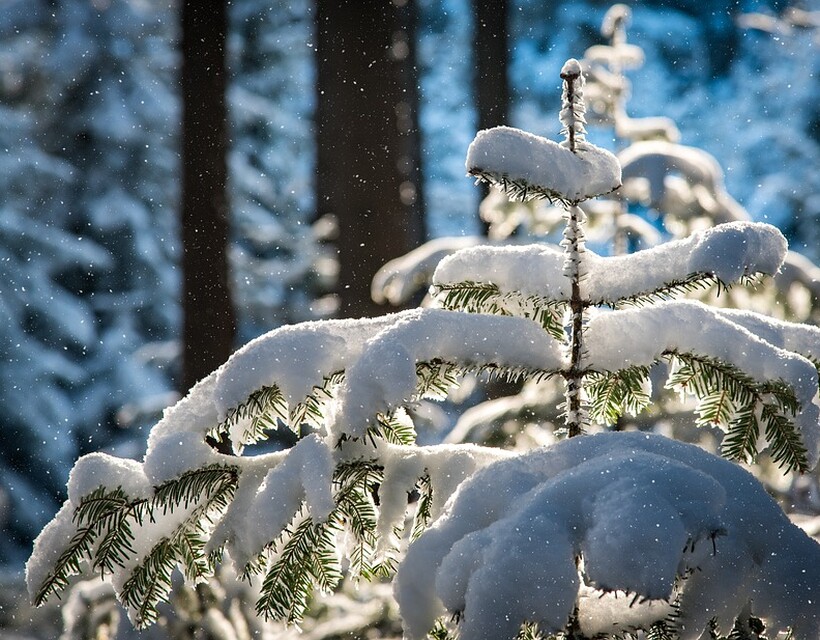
[558, 60, 589, 437]
[564, 203, 587, 437]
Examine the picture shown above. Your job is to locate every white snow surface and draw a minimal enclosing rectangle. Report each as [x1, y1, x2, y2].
[331, 308, 565, 438]
[432, 243, 569, 301]
[465, 126, 621, 203]
[67, 453, 151, 503]
[394, 432, 820, 640]
[432, 222, 787, 304]
[371, 236, 482, 306]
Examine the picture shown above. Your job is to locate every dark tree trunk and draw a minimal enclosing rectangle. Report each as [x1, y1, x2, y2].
[316, 0, 426, 318]
[472, 0, 510, 234]
[473, 0, 510, 131]
[180, 0, 236, 390]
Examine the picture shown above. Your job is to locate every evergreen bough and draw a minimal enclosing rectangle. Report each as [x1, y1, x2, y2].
[27, 59, 820, 640]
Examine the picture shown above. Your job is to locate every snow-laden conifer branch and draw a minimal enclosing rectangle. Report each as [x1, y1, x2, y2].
[332, 309, 565, 439]
[584, 301, 819, 470]
[466, 127, 621, 206]
[252, 460, 383, 624]
[432, 222, 787, 308]
[395, 433, 820, 640]
[30, 462, 239, 627]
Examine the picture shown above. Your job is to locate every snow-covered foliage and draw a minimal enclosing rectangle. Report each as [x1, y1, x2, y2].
[26, 56, 820, 640]
[0, 0, 328, 567]
[396, 432, 820, 640]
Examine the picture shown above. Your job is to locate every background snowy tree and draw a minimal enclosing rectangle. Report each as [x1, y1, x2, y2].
[0, 0, 180, 565]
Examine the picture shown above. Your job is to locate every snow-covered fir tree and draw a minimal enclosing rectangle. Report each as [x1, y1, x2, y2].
[26, 58, 820, 640]
[228, 0, 336, 337]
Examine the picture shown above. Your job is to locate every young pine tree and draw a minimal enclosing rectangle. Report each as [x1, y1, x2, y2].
[28, 59, 820, 640]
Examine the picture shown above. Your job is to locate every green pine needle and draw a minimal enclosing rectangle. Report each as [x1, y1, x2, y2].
[721, 405, 760, 464]
[370, 412, 417, 446]
[665, 352, 807, 472]
[432, 281, 566, 341]
[255, 460, 386, 623]
[587, 366, 651, 425]
[211, 385, 288, 448]
[411, 473, 434, 541]
[608, 272, 731, 309]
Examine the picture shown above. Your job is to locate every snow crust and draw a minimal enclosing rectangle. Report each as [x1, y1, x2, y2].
[465, 126, 621, 203]
[432, 222, 787, 305]
[395, 432, 820, 640]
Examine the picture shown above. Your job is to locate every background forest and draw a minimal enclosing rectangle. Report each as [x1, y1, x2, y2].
[0, 0, 818, 637]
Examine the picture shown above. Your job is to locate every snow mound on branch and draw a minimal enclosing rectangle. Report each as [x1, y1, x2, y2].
[394, 432, 820, 640]
[432, 243, 568, 301]
[332, 308, 565, 438]
[466, 126, 621, 203]
[432, 222, 787, 305]
[145, 313, 413, 452]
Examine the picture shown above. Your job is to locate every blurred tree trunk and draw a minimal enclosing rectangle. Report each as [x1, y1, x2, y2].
[180, 0, 236, 391]
[316, 0, 426, 318]
[472, 0, 510, 235]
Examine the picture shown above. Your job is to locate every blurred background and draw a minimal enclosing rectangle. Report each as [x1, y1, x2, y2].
[0, 0, 817, 635]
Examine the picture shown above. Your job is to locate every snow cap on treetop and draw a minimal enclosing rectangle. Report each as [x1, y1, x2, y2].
[465, 126, 621, 204]
[560, 57, 582, 78]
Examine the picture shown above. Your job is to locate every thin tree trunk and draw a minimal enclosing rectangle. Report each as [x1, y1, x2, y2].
[472, 0, 510, 235]
[315, 0, 426, 318]
[180, 0, 236, 391]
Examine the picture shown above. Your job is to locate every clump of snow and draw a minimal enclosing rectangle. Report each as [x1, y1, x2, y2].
[371, 236, 482, 306]
[714, 307, 820, 362]
[146, 312, 420, 452]
[143, 431, 227, 487]
[560, 57, 582, 78]
[331, 309, 565, 438]
[466, 126, 621, 203]
[583, 221, 786, 302]
[395, 432, 820, 640]
[217, 434, 334, 570]
[67, 453, 152, 503]
[212, 314, 404, 419]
